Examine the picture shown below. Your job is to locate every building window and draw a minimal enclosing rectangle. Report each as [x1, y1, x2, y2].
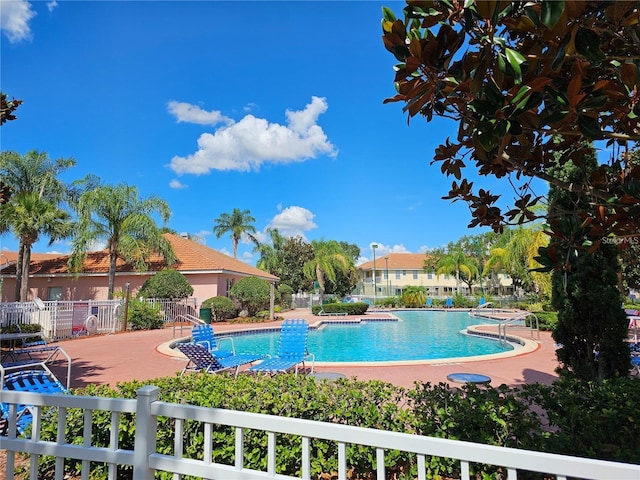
[427, 273, 433, 279]
[383, 271, 388, 280]
[413, 271, 418, 280]
[395, 272, 401, 280]
[47, 287, 62, 301]
[226, 278, 235, 297]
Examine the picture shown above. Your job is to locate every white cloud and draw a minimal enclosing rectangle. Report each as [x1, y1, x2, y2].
[267, 206, 317, 239]
[169, 96, 337, 174]
[47, 1, 57, 12]
[0, 0, 36, 43]
[169, 179, 188, 189]
[241, 251, 254, 263]
[359, 243, 411, 263]
[167, 101, 232, 126]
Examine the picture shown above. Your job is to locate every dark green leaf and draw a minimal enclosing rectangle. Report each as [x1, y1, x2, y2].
[505, 48, 526, 81]
[541, 0, 565, 29]
[382, 6, 396, 22]
[575, 27, 605, 63]
[577, 115, 603, 139]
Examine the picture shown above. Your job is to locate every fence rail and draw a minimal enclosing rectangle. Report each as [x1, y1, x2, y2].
[0, 298, 199, 341]
[1, 386, 639, 480]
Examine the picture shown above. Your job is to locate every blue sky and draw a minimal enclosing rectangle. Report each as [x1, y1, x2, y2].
[0, 0, 543, 265]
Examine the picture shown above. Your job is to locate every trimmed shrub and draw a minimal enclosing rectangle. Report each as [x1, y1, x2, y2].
[138, 269, 193, 299]
[229, 276, 270, 317]
[202, 296, 237, 322]
[311, 302, 368, 315]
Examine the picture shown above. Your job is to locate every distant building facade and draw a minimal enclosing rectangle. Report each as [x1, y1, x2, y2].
[356, 253, 513, 298]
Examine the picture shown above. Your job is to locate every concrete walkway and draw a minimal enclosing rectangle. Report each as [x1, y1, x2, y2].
[49, 309, 560, 390]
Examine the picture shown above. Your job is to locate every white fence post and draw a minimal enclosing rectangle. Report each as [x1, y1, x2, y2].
[133, 386, 159, 480]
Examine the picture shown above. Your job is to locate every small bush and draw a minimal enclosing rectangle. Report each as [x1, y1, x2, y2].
[127, 300, 164, 330]
[138, 269, 194, 299]
[202, 296, 237, 322]
[229, 276, 271, 317]
[529, 311, 557, 331]
[377, 296, 399, 308]
[401, 286, 427, 307]
[451, 293, 473, 308]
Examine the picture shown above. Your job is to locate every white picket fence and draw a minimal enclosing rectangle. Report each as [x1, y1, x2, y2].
[1, 386, 639, 480]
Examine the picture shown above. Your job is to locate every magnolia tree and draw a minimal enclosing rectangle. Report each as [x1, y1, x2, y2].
[382, 1, 638, 251]
[381, 1, 639, 380]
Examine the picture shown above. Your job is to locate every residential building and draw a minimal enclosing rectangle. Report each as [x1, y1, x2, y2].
[0, 233, 278, 304]
[356, 253, 513, 297]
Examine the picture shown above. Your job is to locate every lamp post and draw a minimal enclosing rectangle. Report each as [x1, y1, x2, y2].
[372, 244, 378, 306]
[384, 256, 390, 297]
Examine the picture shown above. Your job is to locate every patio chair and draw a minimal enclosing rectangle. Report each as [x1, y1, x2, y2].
[176, 342, 264, 378]
[191, 323, 235, 358]
[1, 369, 68, 436]
[249, 319, 315, 375]
[445, 297, 453, 308]
[425, 298, 433, 308]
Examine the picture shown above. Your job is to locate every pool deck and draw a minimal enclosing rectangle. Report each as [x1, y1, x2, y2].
[49, 308, 560, 390]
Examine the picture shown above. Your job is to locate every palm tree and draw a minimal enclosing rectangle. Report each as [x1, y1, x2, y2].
[303, 240, 350, 302]
[255, 228, 286, 274]
[212, 208, 259, 258]
[0, 150, 76, 301]
[484, 224, 550, 297]
[436, 245, 478, 295]
[0, 192, 73, 301]
[69, 183, 174, 299]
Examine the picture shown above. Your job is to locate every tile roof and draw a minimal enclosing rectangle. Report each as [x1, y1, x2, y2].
[358, 253, 428, 271]
[0, 233, 278, 281]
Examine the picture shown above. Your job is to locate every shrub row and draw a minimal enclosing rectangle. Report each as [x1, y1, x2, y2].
[30, 375, 640, 479]
[311, 302, 369, 316]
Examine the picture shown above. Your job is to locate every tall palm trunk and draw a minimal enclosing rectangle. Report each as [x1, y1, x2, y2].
[19, 244, 32, 302]
[14, 242, 25, 302]
[108, 245, 118, 299]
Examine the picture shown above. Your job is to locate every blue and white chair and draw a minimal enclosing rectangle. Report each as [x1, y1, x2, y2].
[249, 319, 315, 375]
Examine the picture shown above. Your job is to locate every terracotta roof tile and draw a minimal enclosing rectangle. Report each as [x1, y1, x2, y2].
[0, 233, 278, 281]
[358, 253, 428, 271]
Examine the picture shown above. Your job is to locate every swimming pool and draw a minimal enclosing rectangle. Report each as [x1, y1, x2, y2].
[229, 310, 514, 363]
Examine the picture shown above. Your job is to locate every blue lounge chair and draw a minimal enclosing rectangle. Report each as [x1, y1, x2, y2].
[176, 343, 265, 377]
[1, 369, 68, 435]
[425, 298, 433, 308]
[479, 297, 486, 306]
[445, 297, 453, 308]
[191, 323, 235, 358]
[249, 319, 315, 375]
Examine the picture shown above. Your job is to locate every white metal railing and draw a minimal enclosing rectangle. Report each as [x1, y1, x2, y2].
[0, 300, 123, 340]
[498, 312, 540, 344]
[0, 299, 199, 341]
[1, 386, 639, 480]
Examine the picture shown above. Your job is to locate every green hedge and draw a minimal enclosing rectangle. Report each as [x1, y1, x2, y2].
[311, 302, 369, 316]
[0, 323, 43, 349]
[28, 375, 640, 479]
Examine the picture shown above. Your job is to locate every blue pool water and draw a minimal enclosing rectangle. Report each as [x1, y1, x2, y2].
[229, 310, 513, 363]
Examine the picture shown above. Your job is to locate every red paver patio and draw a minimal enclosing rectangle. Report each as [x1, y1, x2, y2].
[48, 309, 560, 390]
